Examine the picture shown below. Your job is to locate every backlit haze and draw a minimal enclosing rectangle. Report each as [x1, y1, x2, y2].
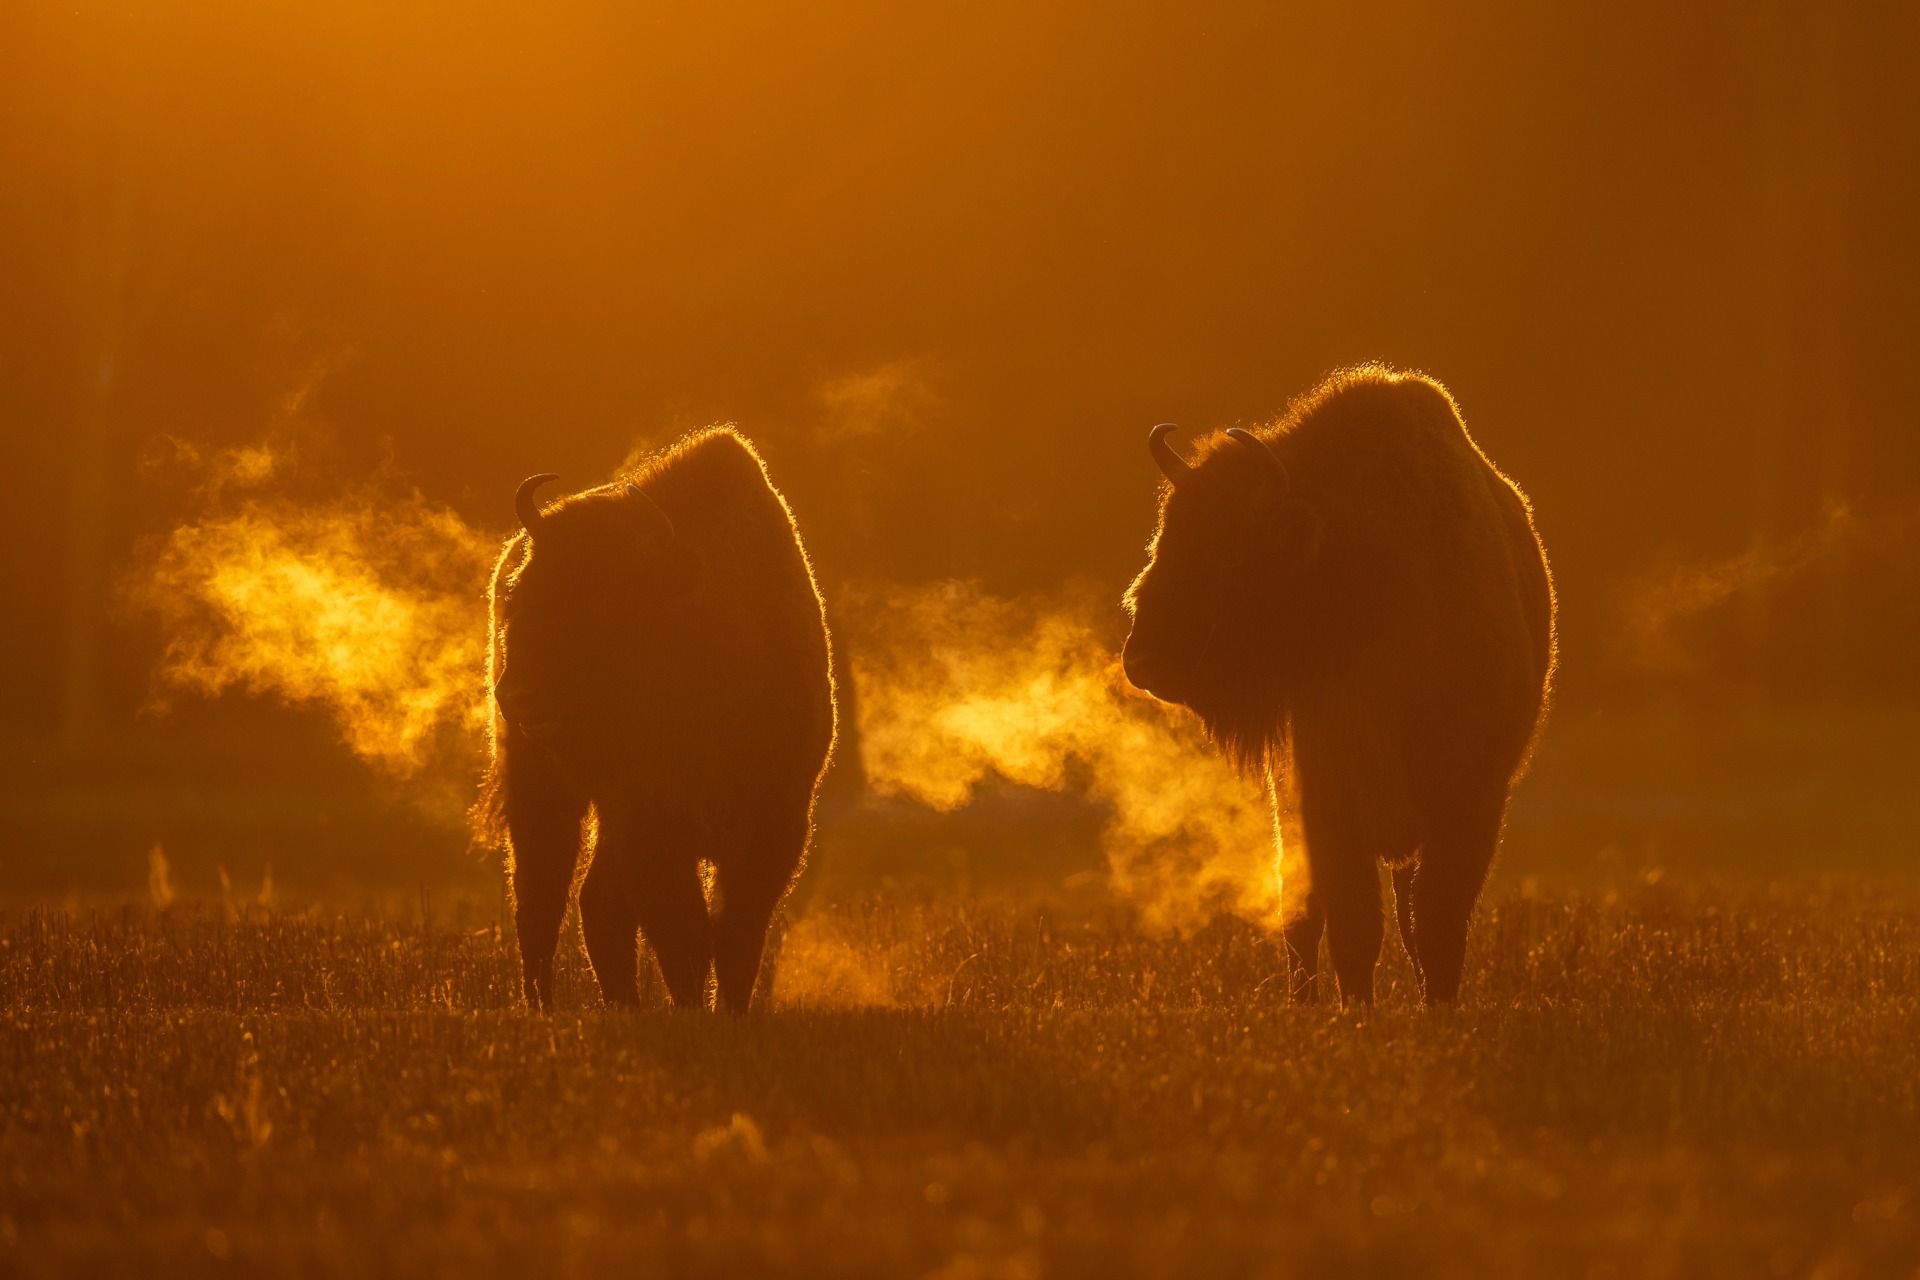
[3, 0, 1917, 903]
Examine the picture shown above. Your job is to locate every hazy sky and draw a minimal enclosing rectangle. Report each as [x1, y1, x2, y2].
[3, 0, 1917, 736]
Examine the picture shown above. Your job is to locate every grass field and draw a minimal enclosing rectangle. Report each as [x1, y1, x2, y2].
[3, 883, 1918, 1278]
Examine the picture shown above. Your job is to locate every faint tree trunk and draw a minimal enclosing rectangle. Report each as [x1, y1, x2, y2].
[1745, 0, 1857, 707]
[60, 164, 132, 757]
[1807, 14, 1859, 702]
[57, 13, 170, 758]
[1744, 4, 1795, 706]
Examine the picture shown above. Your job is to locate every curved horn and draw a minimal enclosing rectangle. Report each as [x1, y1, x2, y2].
[1224, 428, 1291, 498]
[624, 482, 676, 542]
[1148, 423, 1191, 486]
[515, 474, 559, 537]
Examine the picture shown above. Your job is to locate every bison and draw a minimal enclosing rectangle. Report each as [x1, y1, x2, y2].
[1122, 365, 1554, 1005]
[479, 427, 836, 1013]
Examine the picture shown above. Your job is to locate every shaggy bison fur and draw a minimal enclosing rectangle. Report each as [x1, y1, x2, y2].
[1123, 365, 1555, 1005]
[480, 428, 835, 1013]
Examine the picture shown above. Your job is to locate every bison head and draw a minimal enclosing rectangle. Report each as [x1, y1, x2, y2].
[492, 474, 697, 760]
[1122, 423, 1320, 716]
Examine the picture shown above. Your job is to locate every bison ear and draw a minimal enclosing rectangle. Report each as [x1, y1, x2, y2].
[1223, 428, 1290, 505]
[626, 482, 706, 588]
[623, 483, 676, 545]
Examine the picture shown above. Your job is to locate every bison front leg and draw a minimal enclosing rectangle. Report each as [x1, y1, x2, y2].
[503, 736, 589, 1012]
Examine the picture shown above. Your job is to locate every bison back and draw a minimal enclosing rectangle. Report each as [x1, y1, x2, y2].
[1278, 369, 1554, 783]
[641, 429, 837, 797]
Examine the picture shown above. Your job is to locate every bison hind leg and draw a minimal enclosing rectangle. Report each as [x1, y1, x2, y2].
[712, 872, 788, 1016]
[634, 855, 715, 1012]
[1316, 850, 1385, 1007]
[1282, 893, 1326, 1004]
[1391, 862, 1423, 991]
[1410, 788, 1507, 1006]
[711, 811, 810, 1015]
[594, 806, 715, 1011]
[579, 851, 646, 1007]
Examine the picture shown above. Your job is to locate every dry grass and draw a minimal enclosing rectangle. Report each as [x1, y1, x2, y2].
[3, 883, 1919, 1278]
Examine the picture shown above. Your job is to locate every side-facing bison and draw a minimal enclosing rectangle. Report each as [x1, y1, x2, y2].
[479, 427, 835, 1013]
[1123, 365, 1554, 1005]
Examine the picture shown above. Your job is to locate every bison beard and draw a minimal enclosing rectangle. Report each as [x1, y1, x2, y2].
[479, 428, 835, 1013]
[1123, 365, 1555, 1006]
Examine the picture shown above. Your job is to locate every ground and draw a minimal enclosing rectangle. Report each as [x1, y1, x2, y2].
[3, 883, 1917, 1278]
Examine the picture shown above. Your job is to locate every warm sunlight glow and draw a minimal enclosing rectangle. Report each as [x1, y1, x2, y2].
[8, 0, 1915, 1268]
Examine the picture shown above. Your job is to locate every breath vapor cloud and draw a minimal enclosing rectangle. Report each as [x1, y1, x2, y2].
[1620, 503, 1866, 673]
[129, 441, 497, 780]
[850, 582, 1299, 933]
[130, 431, 1300, 936]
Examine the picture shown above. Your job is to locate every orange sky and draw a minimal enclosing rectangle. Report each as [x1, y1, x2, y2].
[3, 0, 1917, 739]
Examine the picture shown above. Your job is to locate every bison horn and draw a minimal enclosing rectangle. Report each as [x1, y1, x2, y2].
[624, 482, 676, 542]
[1225, 428, 1290, 498]
[515, 474, 559, 537]
[1148, 423, 1191, 486]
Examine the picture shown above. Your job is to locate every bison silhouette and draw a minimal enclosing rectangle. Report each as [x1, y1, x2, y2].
[1123, 366, 1555, 1005]
[480, 428, 835, 1012]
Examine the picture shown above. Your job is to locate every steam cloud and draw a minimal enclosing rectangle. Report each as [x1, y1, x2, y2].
[1621, 504, 1862, 672]
[131, 434, 1295, 937]
[850, 582, 1296, 933]
[130, 444, 497, 779]
[813, 358, 936, 440]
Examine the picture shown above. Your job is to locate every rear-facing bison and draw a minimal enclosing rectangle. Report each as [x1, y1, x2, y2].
[1123, 365, 1554, 1006]
[480, 427, 835, 1013]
